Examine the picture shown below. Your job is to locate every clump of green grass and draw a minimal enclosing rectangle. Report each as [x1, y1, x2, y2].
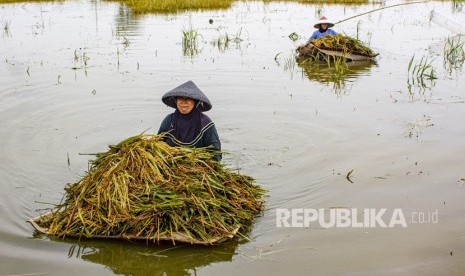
[407, 54, 437, 92]
[443, 36, 465, 73]
[211, 32, 230, 52]
[284, 53, 296, 74]
[109, 0, 233, 14]
[211, 28, 244, 52]
[182, 26, 201, 57]
[34, 134, 266, 244]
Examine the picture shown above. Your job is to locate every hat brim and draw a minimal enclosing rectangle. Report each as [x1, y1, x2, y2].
[161, 81, 212, 112]
[314, 21, 334, 29]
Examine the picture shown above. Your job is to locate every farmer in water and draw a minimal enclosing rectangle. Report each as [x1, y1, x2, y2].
[158, 80, 222, 161]
[307, 16, 337, 42]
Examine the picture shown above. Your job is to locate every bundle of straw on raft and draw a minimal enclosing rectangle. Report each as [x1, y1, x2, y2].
[36, 134, 266, 244]
[311, 34, 377, 57]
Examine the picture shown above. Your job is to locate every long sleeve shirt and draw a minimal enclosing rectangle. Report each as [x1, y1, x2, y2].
[307, 29, 337, 42]
[158, 113, 222, 161]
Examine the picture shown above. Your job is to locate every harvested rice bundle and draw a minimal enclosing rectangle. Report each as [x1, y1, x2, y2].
[311, 34, 377, 57]
[36, 133, 266, 244]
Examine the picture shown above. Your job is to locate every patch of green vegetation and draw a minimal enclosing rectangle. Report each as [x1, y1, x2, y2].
[182, 26, 201, 57]
[108, 0, 233, 14]
[443, 36, 465, 73]
[109, 0, 373, 14]
[407, 54, 437, 94]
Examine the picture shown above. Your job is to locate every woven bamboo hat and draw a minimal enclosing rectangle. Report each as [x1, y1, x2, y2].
[162, 80, 212, 112]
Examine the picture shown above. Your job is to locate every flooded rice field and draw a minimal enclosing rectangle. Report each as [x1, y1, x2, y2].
[1, 0, 465, 275]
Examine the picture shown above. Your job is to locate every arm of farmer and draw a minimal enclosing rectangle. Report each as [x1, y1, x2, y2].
[204, 125, 222, 161]
[157, 114, 174, 145]
[328, 29, 337, 36]
[157, 114, 172, 134]
[307, 30, 319, 43]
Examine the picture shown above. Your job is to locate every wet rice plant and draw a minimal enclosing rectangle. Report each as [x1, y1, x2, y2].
[443, 36, 465, 73]
[182, 26, 201, 57]
[407, 54, 438, 87]
[284, 53, 297, 77]
[211, 32, 230, 52]
[35, 134, 266, 244]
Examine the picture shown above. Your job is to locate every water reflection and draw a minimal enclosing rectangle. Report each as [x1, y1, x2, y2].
[113, 5, 140, 38]
[296, 57, 377, 93]
[65, 239, 240, 276]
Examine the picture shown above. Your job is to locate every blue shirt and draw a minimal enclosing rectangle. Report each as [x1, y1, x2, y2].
[307, 29, 337, 42]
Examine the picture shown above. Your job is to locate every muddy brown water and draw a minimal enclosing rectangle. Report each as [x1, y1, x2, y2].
[1, 1, 465, 275]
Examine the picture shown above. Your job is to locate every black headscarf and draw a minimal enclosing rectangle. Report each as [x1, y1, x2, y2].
[171, 106, 204, 144]
[318, 26, 328, 33]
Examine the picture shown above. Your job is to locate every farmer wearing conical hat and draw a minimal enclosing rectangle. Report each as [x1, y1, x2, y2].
[307, 16, 337, 42]
[158, 80, 222, 161]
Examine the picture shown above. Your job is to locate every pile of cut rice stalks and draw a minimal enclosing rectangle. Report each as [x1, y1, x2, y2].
[311, 34, 377, 57]
[33, 134, 266, 245]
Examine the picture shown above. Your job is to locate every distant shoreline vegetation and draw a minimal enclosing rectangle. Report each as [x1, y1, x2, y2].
[107, 0, 373, 14]
[0, 0, 373, 13]
[1, 0, 464, 13]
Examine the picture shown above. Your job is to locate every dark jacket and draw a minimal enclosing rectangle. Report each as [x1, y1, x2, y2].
[157, 113, 222, 161]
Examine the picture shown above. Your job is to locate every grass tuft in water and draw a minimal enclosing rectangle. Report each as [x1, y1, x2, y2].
[284, 53, 296, 74]
[407, 54, 437, 91]
[182, 26, 201, 57]
[211, 28, 244, 52]
[443, 36, 465, 73]
[211, 32, 230, 52]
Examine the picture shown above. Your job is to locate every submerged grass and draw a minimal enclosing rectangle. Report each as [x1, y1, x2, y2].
[37, 134, 266, 244]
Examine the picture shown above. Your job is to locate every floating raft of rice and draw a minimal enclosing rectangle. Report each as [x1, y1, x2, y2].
[28, 134, 266, 245]
[297, 34, 378, 61]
